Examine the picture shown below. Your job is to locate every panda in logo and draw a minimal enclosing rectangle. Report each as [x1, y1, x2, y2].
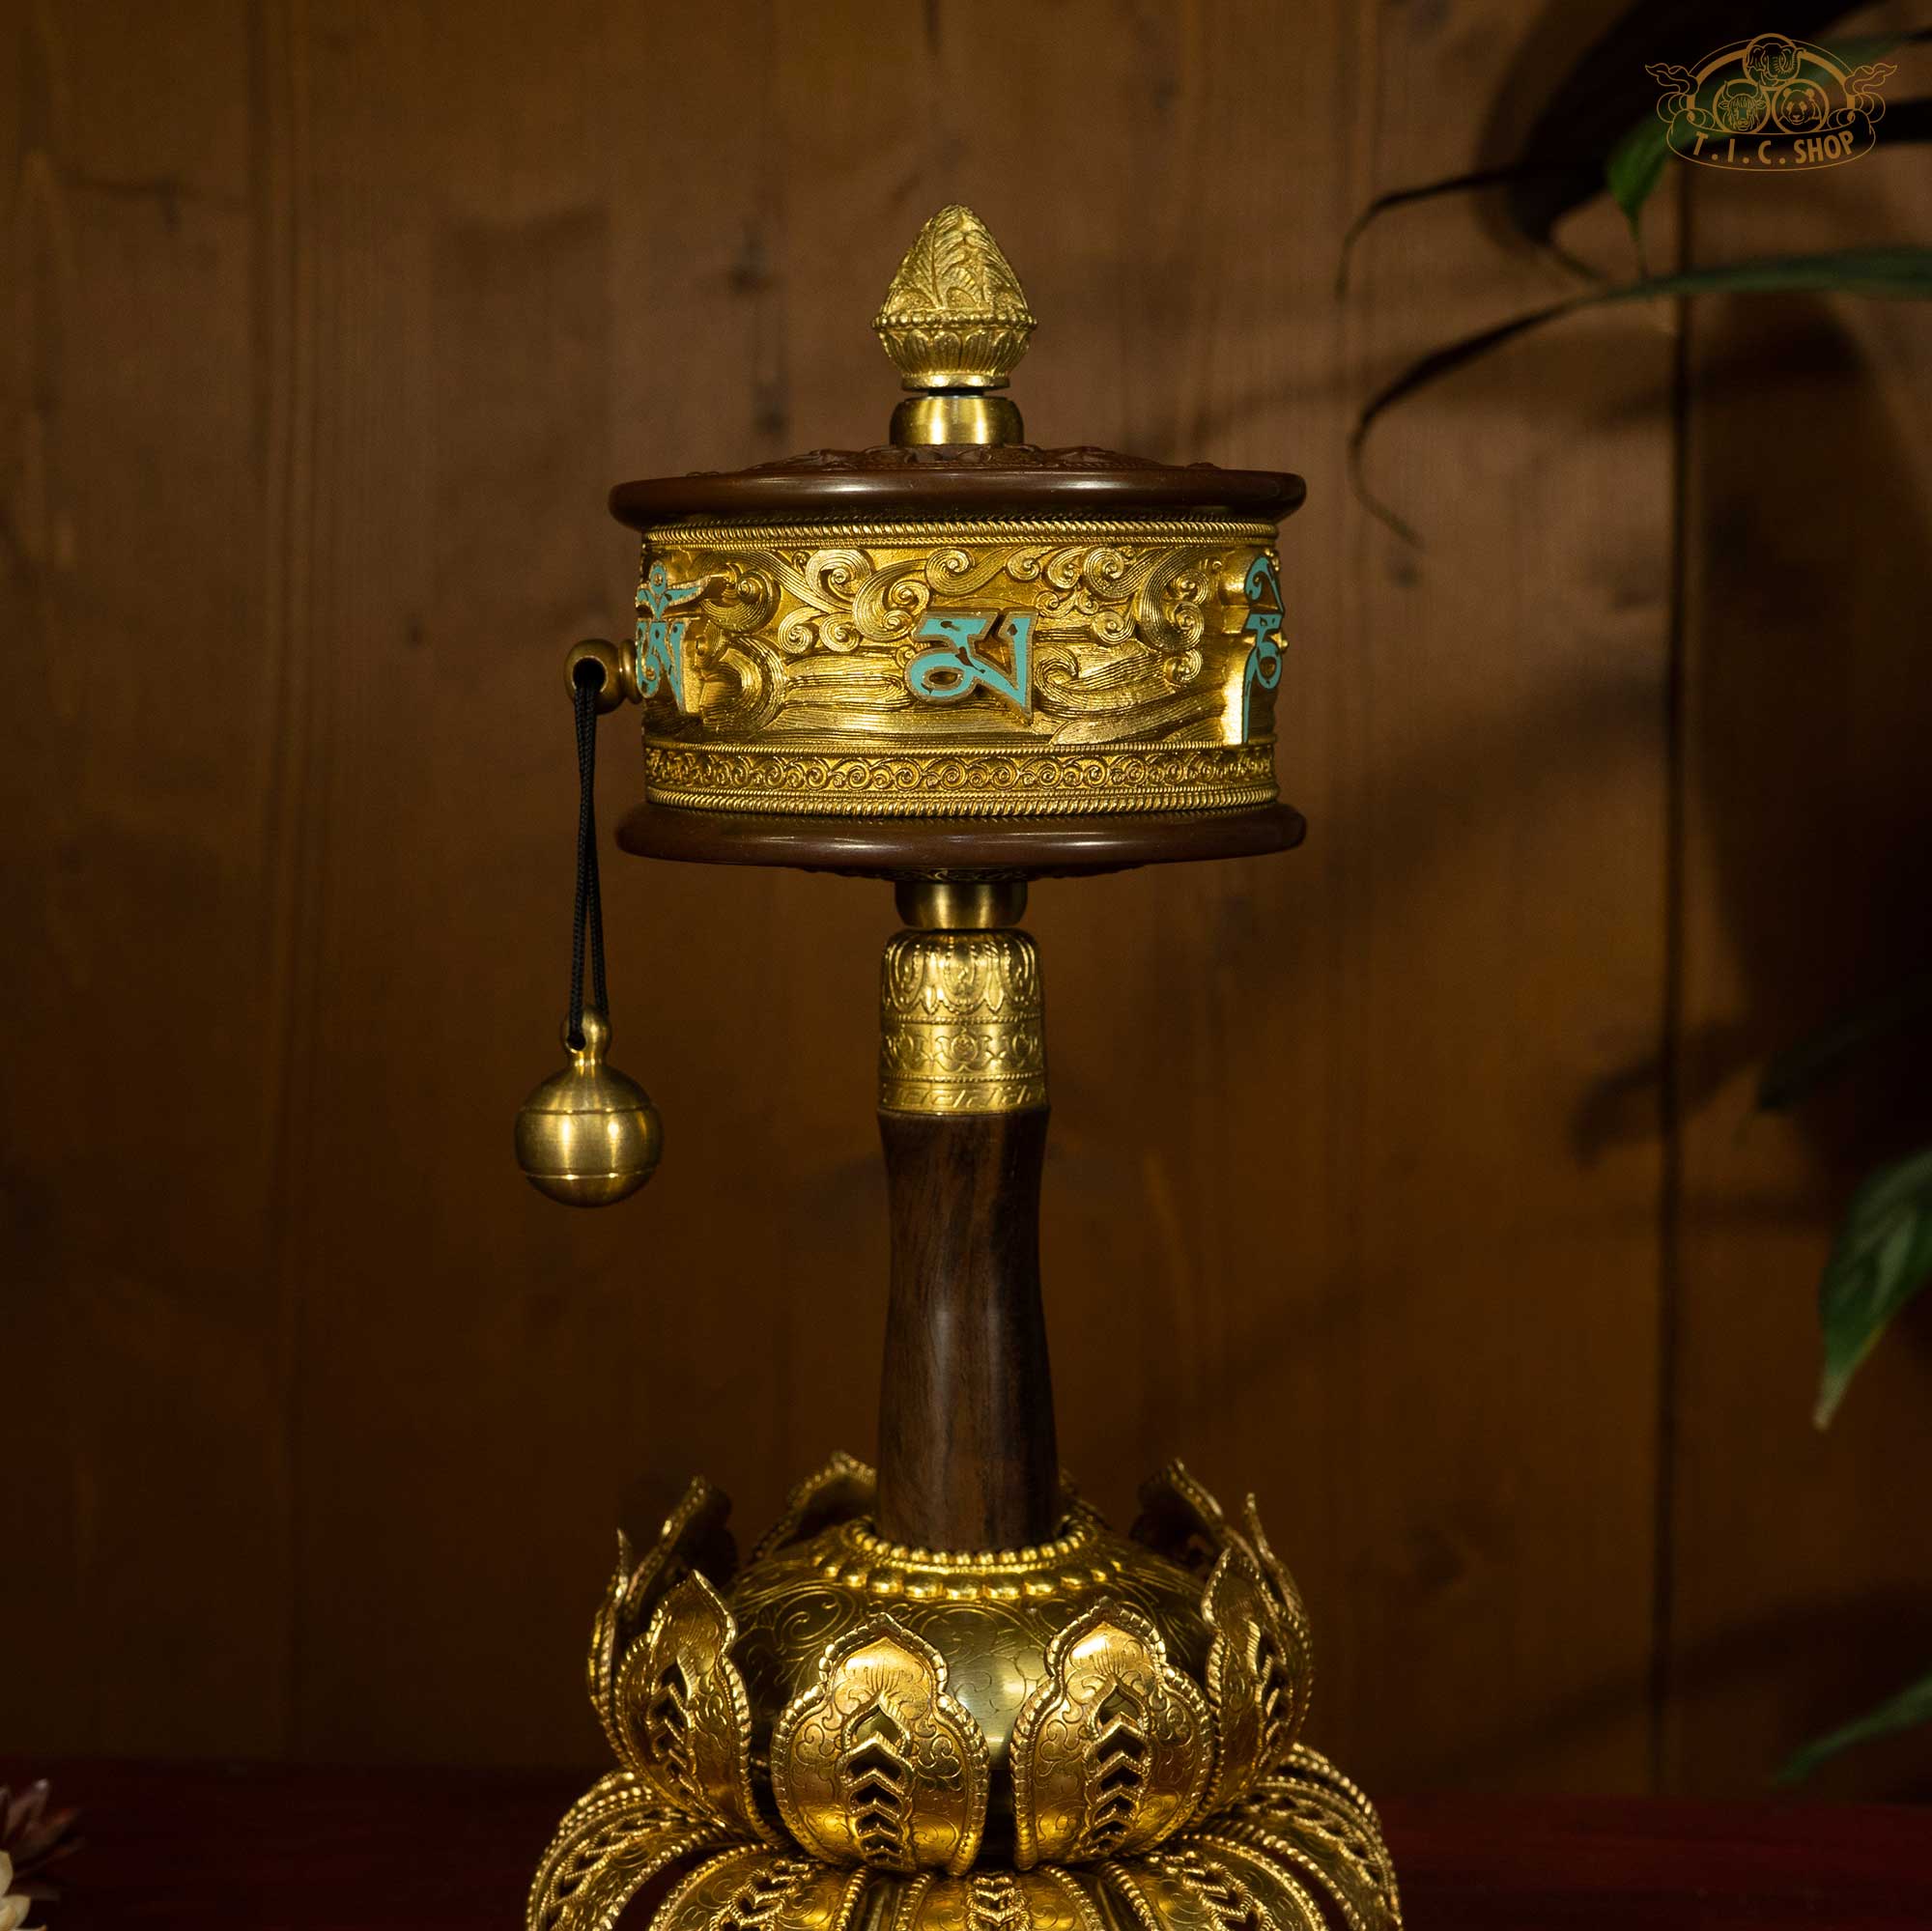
[1773, 77, 1831, 132]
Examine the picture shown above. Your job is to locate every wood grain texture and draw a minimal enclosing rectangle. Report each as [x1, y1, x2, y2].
[875, 1108, 1058, 1550]
[0, 0, 298, 1755]
[1663, 89, 1932, 1799]
[2, 0, 1927, 1803]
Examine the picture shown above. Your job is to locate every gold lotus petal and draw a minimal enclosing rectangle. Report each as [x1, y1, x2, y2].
[1009, 1601, 1212, 1868]
[1174, 1845, 1331, 1931]
[1095, 1857, 1226, 1931]
[653, 1848, 871, 1931]
[1018, 1869, 1109, 1931]
[592, 1478, 737, 1777]
[621, 1569, 778, 1845]
[892, 1871, 1045, 1931]
[1196, 1829, 1383, 1931]
[526, 1783, 724, 1931]
[1198, 1543, 1307, 1816]
[750, 1452, 877, 1566]
[1234, 1770, 1402, 1926]
[1240, 1498, 1315, 1743]
[1131, 1461, 1237, 1574]
[588, 1531, 638, 1770]
[772, 1614, 991, 1875]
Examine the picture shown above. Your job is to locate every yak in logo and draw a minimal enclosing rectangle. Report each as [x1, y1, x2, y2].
[1648, 32, 1893, 170]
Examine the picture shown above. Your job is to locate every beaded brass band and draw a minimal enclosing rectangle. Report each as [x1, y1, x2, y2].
[879, 927, 1046, 1115]
[631, 521, 1287, 819]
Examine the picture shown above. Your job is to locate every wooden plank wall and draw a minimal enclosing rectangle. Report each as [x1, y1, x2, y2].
[1668, 60, 1932, 1799]
[4, 0, 1928, 1800]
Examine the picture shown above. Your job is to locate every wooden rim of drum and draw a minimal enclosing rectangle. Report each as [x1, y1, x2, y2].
[615, 802, 1307, 879]
[609, 460, 1306, 530]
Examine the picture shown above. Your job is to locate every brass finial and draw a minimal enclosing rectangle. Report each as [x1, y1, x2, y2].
[875, 206, 1035, 447]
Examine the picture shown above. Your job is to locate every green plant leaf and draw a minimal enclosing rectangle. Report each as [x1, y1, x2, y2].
[1350, 248, 1932, 543]
[1597, 248, 1932, 302]
[1814, 1146, 1932, 1428]
[1758, 971, 1932, 1112]
[1605, 117, 1671, 270]
[1776, 1664, 1932, 1783]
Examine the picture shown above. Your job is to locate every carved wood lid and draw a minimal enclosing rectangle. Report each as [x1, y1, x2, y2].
[609, 443, 1305, 529]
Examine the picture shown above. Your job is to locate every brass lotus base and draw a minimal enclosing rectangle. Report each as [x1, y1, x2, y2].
[532, 1753, 1398, 1931]
[529, 1460, 1402, 1931]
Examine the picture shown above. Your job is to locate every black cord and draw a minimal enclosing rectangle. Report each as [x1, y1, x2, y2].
[567, 660, 609, 1049]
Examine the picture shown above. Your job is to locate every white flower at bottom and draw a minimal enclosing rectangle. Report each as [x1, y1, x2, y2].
[0, 1852, 40, 1931]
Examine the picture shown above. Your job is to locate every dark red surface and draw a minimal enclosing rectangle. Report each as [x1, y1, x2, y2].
[614, 802, 1308, 879]
[3, 1761, 1929, 1928]
[606, 449, 1306, 528]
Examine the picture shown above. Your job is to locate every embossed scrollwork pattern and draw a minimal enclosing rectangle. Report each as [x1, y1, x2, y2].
[641, 743, 1277, 819]
[880, 928, 1045, 1115]
[632, 522, 1289, 816]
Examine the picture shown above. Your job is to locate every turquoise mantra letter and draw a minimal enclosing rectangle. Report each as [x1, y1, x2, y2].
[635, 560, 706, 710]
[1240, 556, 1284, 740]
[906, 611, 1035, 715]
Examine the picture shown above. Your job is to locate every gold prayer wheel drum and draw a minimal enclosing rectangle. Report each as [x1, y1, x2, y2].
[609, 207, 1306, 877]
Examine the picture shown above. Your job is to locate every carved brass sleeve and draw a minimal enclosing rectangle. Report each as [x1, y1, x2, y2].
[879, 926, 1046, 1116]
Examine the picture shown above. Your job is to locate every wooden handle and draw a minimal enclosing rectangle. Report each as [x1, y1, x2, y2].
[873, 1106, 1059, 1550]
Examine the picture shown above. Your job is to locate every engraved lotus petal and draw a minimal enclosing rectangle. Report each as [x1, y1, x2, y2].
[750, 1453, 877, 1567]
[1239, 1496, 1314, 1748]
[771, 1616, 991, 1876]
[1196, 1545, 1302, 1818]
[655, 1845, 867, 1931]
[589, 1478, 735, 1772]
[619, 1570, 778, 1845]
[1131, 1462, 1246, 1576]
[526, 1775, 727, 1931]
[1009, 1602, 1212, 1870]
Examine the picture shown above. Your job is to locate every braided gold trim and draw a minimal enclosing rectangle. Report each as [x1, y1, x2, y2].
[639, 518, 1280, 550]
[642, 741, 1278, 819]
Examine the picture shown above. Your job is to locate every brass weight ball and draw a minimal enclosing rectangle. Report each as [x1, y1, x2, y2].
[514, 1008, 662, 1206]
